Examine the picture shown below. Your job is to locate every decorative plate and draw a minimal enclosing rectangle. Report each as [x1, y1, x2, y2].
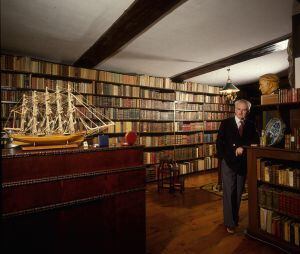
[265, 118, 286, 146]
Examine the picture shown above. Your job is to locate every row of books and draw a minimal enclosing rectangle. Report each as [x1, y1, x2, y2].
[278, 88, 300, 103]
[178, 157, 218, 174]
[93, 96, 140, 108]
[140, 89, 175, 101]
[175, 111, 203, 121]
[260, 207, 299, 246]
[140, 99, 173, 110]
[175, 102, 203, 111]
[175, 146, 205, 160]
[203, 103, 234, 112]
[1, 73, 30, 88]
[1, 90, 31, 103]
[143, 146, 206, 164]
[204, 112, 233, 121]
[203, 144, 216, 156]
[139, 75, 165, 88]
[284, 128, 300, 150]
[175, 122, 204, 132]
[175, 92, 229, 104]
[171, 82, 221, 94]
[98, 70, 137, 85]
[140, 110, 174, 121]
[1, 104, 16, 118]
[144, 150, 173, 164]
[258, 184, 300, 217]
[176, 133, 203, 145]
[139, 133, 203, 147]
[257, 159, 300, 188]
[96, 82, 140, 98]
[143, 77, 203, 92]
[203, 133, 218, 143]
[204, 121, 220, 131]
[175, 92, 205, 103]
[105, 121, 217, 134]
[139, 122, 174, 133]
[138, 122, 205, 133]
[104, 121, 139, 133]
[1, 55, 223, 93]
[98, 108, 140, 120]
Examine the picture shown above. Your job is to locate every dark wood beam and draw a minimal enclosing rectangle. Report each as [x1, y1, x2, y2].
[74, 0, 187, 68]
[171, 34, 291, 82]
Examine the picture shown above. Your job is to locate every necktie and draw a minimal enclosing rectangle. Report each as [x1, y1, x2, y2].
[238, 120, 244, 136]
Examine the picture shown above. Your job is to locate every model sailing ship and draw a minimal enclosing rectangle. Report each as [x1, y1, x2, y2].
[4, 84, 115, 150]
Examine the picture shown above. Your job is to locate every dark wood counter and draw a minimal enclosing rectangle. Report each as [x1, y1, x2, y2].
[2, 145, 145, 254]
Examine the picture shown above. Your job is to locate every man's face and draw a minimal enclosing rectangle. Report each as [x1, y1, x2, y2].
[259, 79, 269, 94]
[235, 102, 248, 120]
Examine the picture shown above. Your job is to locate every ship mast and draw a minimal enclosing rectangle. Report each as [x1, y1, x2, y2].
[20, 94, 28, 132]
[56, 85, 63, 133]
[31, 91, 38, 135]
[45, 87, 52, 134]
[67, 84, 75, 133]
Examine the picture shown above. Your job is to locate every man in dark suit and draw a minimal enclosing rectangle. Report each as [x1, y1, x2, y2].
[216, 99, 259, 233]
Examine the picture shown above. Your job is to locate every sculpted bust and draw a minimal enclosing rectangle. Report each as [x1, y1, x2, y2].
[258, 74, 279, 95]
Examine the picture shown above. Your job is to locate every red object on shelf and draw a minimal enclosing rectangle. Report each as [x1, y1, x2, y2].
[124, 131, 137, 146]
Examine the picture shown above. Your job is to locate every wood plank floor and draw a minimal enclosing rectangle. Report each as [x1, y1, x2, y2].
[146, 171, 284, 254]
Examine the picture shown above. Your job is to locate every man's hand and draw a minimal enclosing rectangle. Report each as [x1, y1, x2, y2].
[235, 147, 244, 156]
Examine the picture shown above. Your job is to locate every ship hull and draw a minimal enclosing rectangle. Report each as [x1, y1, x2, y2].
[11, 132, 85, 146]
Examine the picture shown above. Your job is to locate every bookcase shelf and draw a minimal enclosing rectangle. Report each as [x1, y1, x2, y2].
[246, 146, 300, 252]
[258, 180, 300, 192]
[143, 142, 205, 149]
[1, 69, 95, 83]
[1, 54, 232, 182]
[253, 101, 300, 108]
[259, 204, 300, 221]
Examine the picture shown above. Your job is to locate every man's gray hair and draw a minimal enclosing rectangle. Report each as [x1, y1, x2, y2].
[235, 99, 251, 111]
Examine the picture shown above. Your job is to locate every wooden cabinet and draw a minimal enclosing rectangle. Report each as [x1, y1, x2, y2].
[2, 146, 145, 254]
[246, 146, 300, 253]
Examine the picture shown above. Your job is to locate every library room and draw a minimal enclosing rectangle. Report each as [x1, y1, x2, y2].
[1, 0, 300, 253]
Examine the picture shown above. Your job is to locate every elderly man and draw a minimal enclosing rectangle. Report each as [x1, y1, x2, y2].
[216, 99, 259, 234]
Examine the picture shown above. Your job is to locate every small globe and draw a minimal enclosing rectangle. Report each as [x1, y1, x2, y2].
[125, 131, 137, 145]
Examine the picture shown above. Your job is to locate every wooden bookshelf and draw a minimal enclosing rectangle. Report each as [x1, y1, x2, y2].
[246, 146, 300, 253]
[1, 54, 233, 182]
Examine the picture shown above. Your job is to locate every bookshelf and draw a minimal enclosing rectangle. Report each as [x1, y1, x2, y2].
[251, 93, 300, 144]
[1, 54, 234, 182]
[246, 146, 300, 253]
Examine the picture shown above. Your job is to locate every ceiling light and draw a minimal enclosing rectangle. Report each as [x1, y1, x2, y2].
[220, 67, 239, 102]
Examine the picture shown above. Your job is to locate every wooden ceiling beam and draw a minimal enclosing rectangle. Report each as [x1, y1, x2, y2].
[74, 0, 187, 68]
[171, 34, 291, 82]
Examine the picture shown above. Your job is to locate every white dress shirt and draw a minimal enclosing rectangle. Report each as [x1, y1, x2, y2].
[235, 116, 244, 128]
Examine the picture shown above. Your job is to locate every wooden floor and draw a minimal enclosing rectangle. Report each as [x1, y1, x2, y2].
[146, 171, 284, 254]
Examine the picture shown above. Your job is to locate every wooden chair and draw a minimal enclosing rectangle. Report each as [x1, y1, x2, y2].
[157, 157, 184, 193]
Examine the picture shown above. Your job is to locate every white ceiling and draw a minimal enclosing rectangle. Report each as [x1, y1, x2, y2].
[1, 0, 135, 62]
[1, 0, 293, 86]
[187, 49, 289, 85]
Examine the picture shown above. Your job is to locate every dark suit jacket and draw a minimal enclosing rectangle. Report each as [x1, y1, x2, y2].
[216, 117, 259, 172]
